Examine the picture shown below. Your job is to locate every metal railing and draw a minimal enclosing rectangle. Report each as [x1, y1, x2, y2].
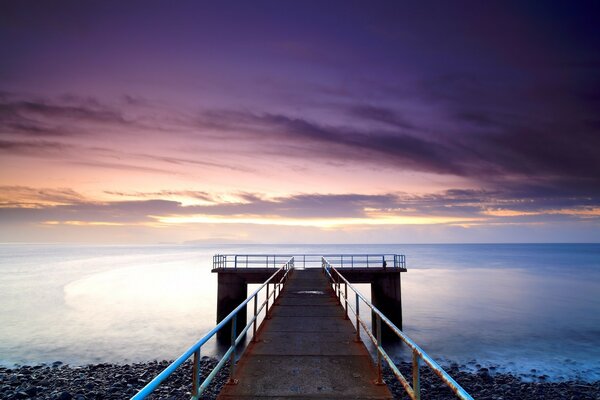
[213, 253, 406, 269]
[132, 257, 295, 400]
[322, 257, 473, 400]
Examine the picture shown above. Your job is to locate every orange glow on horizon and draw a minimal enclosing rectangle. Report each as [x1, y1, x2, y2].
[151, 214, 483, 228]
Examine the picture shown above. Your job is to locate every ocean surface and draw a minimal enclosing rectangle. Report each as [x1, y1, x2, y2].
[0, 243, 599, 382]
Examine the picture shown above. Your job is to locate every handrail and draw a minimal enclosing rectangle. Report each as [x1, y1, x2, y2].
[213, 253, 406, 269]
[322, 257, 473, 400]
[131, 257, 295, 399]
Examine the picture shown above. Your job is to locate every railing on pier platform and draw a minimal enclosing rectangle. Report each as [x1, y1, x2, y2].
[131, 257, 295, 400]
[322, 257, 473, 400]
[213, 253, 406, 269]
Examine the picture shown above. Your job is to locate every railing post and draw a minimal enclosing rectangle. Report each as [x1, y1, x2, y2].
[266, 284, 270, 319]
[412, 350, 421, 400]
[192, 348, 201, 399]
[355, 292, 361, 342]
[228, 315, 238, 384]
[252, 294, 258, 342]
[235, 255, 238, 269]
[344, 282, 348, 320]
[376, 314, 383, 385]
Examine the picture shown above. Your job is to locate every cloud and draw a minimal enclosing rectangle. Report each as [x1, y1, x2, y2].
[192, 96, 600, 198]
[0, 186, 87, 207]
[0, 97, 131, 138]
[2, 186, 598, 229]
[194, 110, 464, 175]
[105, 190, 215, 203]
[0, 139, 72, 156]
[347, 105, 415, 130]
[3, 86, 600, 204]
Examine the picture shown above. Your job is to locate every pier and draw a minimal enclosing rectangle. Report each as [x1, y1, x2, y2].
[217, 267, 392, 399]
[212, 254, 406, 341]
[132, 254, 473, 400]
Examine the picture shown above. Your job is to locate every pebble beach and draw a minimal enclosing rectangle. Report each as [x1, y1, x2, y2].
[1, 359, 598, 400]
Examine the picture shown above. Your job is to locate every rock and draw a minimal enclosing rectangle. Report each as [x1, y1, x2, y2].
[0, 359, 596, 400]
[52, 361, 63, 368]
[57, 392, 72, 400]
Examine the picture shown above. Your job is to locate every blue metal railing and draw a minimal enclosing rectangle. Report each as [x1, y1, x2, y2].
[213, 253, 406, 269]
[322, 257, 473, 400]
[131, 257, 295, 399]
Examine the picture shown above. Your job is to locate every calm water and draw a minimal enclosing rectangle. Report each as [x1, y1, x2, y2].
[0, 243, 599, 381]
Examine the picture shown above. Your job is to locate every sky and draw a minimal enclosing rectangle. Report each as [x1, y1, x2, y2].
[1, 0, 599, 243]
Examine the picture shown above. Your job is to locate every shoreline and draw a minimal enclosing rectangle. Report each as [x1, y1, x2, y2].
[0, 359, 598, 400]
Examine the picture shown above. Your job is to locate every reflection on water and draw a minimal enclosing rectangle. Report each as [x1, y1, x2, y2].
[400, 267, 600, 381]
[0, 245, 219, 365]
[0, 243, 599, 381]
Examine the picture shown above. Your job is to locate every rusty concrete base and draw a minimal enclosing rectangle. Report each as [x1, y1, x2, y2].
[217, 269, 392, 399]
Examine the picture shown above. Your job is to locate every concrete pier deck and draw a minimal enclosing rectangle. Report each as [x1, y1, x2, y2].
[217, 268, 392, 399]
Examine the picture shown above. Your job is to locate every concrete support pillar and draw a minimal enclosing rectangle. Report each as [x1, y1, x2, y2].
[216, 273, 247, 343]
[371, 273, 402, 341]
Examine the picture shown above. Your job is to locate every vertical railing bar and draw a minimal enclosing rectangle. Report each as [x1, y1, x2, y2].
[344, 282, 348, 319]
[266, 284, 270, 319]
[336, 273, 340, 303]
[355, 292, 361, 342]
[338, 273, 341, 303]
[192, 348, 201, 398]
[413, 350, 421, 400]
[228, 315, 237, 384]
[252, 294, 258, 342]
[376, 314, 383, 384]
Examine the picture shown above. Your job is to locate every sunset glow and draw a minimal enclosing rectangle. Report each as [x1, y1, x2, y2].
[1, 1, 599, 243]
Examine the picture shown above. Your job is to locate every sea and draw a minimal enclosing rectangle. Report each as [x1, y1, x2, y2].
[0, 243, 598, 382]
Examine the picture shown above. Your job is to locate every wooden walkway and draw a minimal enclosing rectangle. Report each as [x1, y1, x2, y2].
[217, 268, 392, 399]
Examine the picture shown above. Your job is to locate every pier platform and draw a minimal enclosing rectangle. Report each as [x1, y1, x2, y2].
[217, 268, 393, 399]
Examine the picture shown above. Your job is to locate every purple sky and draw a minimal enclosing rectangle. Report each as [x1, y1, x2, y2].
[1, 1, 599, 243]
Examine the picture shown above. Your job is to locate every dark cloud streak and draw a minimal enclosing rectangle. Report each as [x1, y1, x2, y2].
[1, 186, 598, 226]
